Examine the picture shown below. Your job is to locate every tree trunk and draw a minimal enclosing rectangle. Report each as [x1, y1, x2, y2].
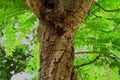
[38, 23, 75, 80]
[23, 0, 93, 80]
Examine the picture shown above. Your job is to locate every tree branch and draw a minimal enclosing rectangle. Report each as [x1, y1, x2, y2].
[74, 53, 101, 69]
[75, 51, 99, 54]
[91, 11, 101, 18]
[93, 1, 120, 12]
[90, 11, 114, 20]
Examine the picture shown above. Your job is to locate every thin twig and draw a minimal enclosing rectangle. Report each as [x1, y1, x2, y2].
[75, 51, 99, 54]
[91, 11, 102, 18]
[74, 54, 101, 69]
[93, 1, 120, 12]
[91, 11, 115, 20]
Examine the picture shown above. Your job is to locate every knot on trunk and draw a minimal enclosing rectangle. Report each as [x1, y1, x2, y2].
[55, 26, 65, 36]
[42, 0, 57, 9]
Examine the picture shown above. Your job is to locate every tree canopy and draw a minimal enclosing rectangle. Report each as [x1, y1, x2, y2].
[0, 0, 120, 80]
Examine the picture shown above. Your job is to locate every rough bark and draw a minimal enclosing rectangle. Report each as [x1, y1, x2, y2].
[38, 23, 75, 80]
[23, 0, 93, 80]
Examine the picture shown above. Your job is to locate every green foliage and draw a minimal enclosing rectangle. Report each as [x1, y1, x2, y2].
[0, 0, 39, 79]
[27, 44, 39, 80]
[74, 0, 120, 79]
[0, 45, 32, 80]
[0, 0, 29, 22]
[0, 10, 37, 55]
[0, 0, 120, 80]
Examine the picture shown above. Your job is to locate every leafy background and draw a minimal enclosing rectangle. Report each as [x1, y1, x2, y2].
[0, 0, 120, 80]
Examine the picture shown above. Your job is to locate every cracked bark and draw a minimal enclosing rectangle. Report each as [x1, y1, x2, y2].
[38, 24, 75, 80]
[23, 0, 93, 80]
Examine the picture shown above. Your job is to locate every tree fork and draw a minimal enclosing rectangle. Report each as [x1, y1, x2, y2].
[23, 0, 93, 80]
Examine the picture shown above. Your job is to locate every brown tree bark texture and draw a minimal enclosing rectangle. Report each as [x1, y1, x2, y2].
[23, 0, 93, 80]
